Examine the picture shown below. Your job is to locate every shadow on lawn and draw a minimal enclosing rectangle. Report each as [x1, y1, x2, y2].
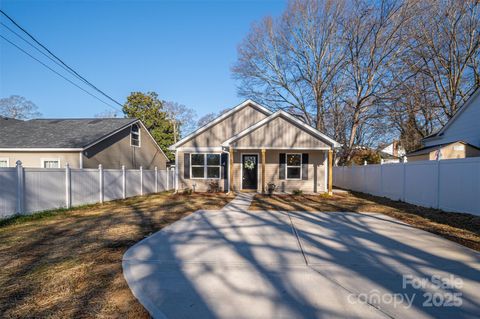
[0, 192, 231, 318]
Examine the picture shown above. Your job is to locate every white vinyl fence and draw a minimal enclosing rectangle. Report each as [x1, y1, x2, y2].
[0, 162, 176, 218]
[333, 157, 480, 216]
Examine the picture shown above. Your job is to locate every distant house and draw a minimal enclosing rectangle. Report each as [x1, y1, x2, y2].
[169, 100, 340, 194]
[407, 88, 480, 161]
[0, 118, 168, 169]
[407, 141, 480, 162]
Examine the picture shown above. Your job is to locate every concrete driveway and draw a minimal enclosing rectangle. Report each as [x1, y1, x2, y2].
[123, 194, 480, 319]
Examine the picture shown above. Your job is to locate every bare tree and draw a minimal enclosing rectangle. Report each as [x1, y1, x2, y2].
[338, 0, 416, 162]
[408, 0, 480, 121]
[163, 101, 197, 142]
[0, 95, 41, 119]
[233, 0, 346, 131]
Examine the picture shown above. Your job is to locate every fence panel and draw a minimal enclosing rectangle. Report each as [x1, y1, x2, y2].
[24, 168, 65, 213]
[104, 169, 123, 201]
[404, 162, 437, 208]
[126, 170, 141, 197]
[71, 169, 100, 206]
[0, 168, 17, 217]
[143, 170, 156, 194]
[333, 158, 480, 216]
[0, 165, 174, 218]
[438, 158, 480, 215]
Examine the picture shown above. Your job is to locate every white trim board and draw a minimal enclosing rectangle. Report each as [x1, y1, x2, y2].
[169, 99, 272, 150]
[222, 110, 341, 148]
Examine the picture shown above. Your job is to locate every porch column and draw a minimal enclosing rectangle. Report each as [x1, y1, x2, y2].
[328, 149, 333, 195]
[229, 147, 234, 192]
[261, 148, 266, 193]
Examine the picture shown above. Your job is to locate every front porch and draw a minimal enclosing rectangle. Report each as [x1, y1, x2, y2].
[227, 148, 333, 195]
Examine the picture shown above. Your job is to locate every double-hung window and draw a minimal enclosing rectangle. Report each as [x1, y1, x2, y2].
[286, 153, 302, 179]
[0, 158, 8, 167]
[131, 124, 140, 147]
[191, 153, 221, 179]
[41, 158, 60, 168]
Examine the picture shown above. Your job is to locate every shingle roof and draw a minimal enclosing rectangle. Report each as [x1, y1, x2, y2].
[0, 117, 23, 127]
[0, 118, 137, 149]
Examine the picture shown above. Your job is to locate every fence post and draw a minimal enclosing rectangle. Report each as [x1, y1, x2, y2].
[99, 164, 104, 204]
[435, 160, 441, 209]
[65, 163, 71, 209]
[140, 166, 143, 196]
[16, 160, 24, 214]
[380, 163, 384, 197]
[122, 165, 126, 199]
[155, 166, 158, 193]
[402, 161, 406, 202]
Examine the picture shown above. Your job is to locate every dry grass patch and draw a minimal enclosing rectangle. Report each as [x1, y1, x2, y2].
[0, 192, 232, 318]
[251, 192, 480, 251]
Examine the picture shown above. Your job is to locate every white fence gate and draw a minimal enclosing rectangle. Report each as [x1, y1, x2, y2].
[333, 158, 480, 216]
[0, 162, 176, 218]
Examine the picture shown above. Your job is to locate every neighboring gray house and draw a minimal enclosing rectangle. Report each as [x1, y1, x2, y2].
[169, 100, 340, 194]
[407, 88, 480, 161]
[0, 118, 168, 169]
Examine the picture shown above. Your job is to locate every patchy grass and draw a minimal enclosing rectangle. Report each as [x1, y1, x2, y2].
[251, 191, 480, 251]
[0, 192, 232, 318]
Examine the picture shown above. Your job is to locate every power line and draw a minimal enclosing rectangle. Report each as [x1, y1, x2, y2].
[0, 34, 121, 111]
[0, 9, 124, 109]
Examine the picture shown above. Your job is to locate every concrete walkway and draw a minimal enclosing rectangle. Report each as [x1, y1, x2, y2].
[123, 195, 480, 319]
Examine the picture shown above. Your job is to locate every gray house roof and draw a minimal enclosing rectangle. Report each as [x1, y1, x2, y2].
[0, 118, 138, 149]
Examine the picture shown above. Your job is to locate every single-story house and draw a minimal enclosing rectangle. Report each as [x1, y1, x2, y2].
[169, 100, 340, 194]
[407, 87, 480, 161]
[407, 141, 480, 161]
[0, 118, 168, 169]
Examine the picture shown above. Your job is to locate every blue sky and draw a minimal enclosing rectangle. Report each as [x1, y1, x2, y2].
[0, 0, 286, 119]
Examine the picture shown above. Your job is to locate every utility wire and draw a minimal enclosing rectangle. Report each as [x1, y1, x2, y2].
[0, 34, 120, 111]
[0, 9, 124, 109]
[0, 22, 83, 82]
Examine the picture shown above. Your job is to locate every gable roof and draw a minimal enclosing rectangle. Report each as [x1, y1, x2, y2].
[169, 99, 272, 150]
[423, 87, 480, 142]
[0, 118, 138, 149]
[222, 110, 341, 148]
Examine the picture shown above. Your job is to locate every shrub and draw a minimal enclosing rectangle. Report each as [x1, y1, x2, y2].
[182, 188, 192, 195]
[292, 189, 303, 196]
[266, 182, 276, 195]
[208, 180, 220, 193]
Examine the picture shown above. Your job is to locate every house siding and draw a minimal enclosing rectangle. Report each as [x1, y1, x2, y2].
[408, 142, 480, 162]
[82, 125, 167, 169]
[0, 151, 80, 168]
[182, 105, 269, 147]
[423, 91, 480, 148]
[232, 116, 329, 149]
[176, 149, 327, 193]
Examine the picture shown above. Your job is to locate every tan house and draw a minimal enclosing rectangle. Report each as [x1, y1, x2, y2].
[407, 87, 480, 161]
[0, 118, 168, 169]
[169, 100, 340, 194]
[407, 141, 480, 162]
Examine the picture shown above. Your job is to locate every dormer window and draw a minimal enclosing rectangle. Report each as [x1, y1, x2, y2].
[131, 124, 140, 147]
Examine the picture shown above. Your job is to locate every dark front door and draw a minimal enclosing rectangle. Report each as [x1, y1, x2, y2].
[242, 154, 258, 190]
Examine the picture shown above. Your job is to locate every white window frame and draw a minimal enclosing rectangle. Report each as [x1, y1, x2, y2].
[130, 124, 141, 147]
[41, 158, 61, 168]
[285, 153, 302, 180]
[0, 157, 9, 168]
[190, 153, 221, 180]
